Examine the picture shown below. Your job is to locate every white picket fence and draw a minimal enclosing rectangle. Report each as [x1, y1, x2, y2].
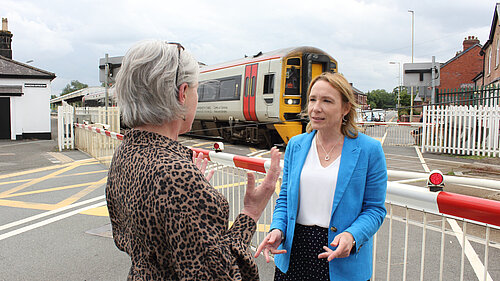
[422, 105, 500, 157]
[57, 102, 74, 151]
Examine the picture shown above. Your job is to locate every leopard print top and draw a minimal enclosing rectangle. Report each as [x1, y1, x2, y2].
[106, 129, 259, 280]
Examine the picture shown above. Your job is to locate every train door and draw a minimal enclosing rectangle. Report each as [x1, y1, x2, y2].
[301, 53, 336, 112]
[243, 64, 258, 121]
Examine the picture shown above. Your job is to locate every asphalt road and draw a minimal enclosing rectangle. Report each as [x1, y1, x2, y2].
[0, 116, 499, 280]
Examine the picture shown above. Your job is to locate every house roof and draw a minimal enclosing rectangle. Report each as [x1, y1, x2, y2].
[482, 3, 500, 51]
[441, 44, 482, 68]
[0, 55, 56, 80]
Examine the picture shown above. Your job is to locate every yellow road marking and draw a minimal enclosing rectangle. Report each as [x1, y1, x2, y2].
[46, 152, 74, 163]
[0, 159, 97, 180]
[191, 142, 216, 147]
[0, 199, 55, 210]
[249, 147, 257, 153]
[80, 205, 109, 217]
[0, 163, 83, 198]
[0, 170, 108, 187]
[54, 177, 108, 208]
[0, 181, 103, 199]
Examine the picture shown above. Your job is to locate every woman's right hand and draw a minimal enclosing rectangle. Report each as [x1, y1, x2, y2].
[254, 229, 287, 262]
[241, 147, 281, 222]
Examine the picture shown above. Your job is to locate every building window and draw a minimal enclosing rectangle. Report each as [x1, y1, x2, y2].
[488, 49, 492, 75]
[497, 39, 499, 67]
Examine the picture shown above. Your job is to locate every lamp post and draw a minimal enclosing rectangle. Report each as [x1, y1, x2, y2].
[408, 9, 415, 121]
[389, 61, 401, 110]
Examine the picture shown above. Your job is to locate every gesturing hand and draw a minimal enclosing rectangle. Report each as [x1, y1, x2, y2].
[241, 147, 281, 222]
[192, 151, 215, 182]
[318, 232, 355, 261]
[254, 229, 287, 263]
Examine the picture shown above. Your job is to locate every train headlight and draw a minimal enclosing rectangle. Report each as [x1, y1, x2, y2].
[285, 98, 300, 105]
[427, 170, 444, 192]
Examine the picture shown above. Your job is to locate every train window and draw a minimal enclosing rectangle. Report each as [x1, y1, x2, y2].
[285, 67, 300, 95]
[251, 77, 256, 97]
[200, 80, 218, 101]
[287, 58, 301, 66]
[219, 79, 236, 100]
[264, 74, 274, 94]
[197, 84, 204, 99]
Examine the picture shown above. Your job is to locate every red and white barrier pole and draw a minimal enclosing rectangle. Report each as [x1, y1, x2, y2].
[75, 123, 500, 228]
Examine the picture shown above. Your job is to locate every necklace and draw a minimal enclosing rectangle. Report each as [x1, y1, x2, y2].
[317, 135, 337, 161]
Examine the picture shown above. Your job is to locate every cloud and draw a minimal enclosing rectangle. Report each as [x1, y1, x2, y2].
[3, 0, 495, 94]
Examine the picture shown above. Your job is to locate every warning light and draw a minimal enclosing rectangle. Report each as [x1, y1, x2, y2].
[213, 142, 224, 152]
[427, 170, 444, 192]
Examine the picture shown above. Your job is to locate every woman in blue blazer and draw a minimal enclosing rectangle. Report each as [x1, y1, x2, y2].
[256, 73, 387, 281]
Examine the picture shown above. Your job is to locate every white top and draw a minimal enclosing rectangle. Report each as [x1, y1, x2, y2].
[297, 134, 341, 228]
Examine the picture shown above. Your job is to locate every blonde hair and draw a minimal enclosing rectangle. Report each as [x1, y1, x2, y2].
[304, 72, 359, 138]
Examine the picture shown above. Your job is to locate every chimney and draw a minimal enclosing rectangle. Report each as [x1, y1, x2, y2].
[463, 36, 480, 51]
[0, 18, 13, 59]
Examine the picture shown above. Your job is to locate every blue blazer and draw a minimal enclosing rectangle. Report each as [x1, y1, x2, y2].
[270, 130, 387, 281]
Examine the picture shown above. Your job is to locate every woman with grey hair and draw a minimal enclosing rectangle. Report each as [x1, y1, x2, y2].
[106, 40, 281, 280]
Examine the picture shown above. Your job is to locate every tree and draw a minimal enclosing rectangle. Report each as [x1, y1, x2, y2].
[60, 80, 88, 96]
[366, 89, 395, 109]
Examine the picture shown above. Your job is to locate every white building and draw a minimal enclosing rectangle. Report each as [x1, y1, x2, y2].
[0, 18, 56, 140]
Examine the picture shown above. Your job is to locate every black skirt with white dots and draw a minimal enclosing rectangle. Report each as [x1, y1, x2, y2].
[274, 224, 330, 281]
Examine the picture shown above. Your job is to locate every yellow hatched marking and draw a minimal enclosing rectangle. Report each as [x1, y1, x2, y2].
[0, 199, 55, 210]
[0, 163, 82, 198]
[46, 152, 74, 163]
[0, 170, 107, 187]
[0, 182, 97, 199]
[0, 159, 97, 180]
[80, 205, 109, 217]
[191, 142, 215, 147]
[54, 177, 107, 208]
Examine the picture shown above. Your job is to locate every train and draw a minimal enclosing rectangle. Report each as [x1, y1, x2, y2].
[85, 46, 338, 147]
[193, 46, 338, 147]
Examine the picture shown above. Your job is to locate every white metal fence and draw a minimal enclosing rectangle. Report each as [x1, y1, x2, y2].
[57, 102, 74, 151]
[359, 122, 423, 146]
[73, 124, 500, 281]
[423, 105, 500, 157]
[74, 107, 120, 133]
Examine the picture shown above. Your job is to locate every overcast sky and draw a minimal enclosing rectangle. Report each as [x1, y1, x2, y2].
[2, 0, 496, 95]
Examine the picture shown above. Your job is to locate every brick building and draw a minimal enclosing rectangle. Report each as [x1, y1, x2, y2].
[438, 36, 483, 89]
[476, 3, 500, 87]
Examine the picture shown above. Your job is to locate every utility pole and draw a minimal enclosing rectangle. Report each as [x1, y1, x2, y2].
[389, 61, 401, 110]
[408, 10, 415, 121]
[431, 56, 436, 105]
[104, 53, 109, 125]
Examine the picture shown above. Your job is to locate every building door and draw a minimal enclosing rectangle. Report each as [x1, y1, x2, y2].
[0, 97, 11, 139]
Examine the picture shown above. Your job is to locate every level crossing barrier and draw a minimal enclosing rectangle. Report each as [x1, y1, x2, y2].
[73, 123, 500, 280]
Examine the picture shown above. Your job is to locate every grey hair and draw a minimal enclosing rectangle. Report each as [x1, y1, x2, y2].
[113, 40, 199, 128]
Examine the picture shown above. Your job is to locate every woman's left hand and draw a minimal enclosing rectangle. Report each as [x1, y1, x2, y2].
[193, 151, 215, 182]
[318, 232, 355, 261]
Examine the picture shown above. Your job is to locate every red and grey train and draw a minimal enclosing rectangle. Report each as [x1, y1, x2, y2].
[193, 46, 338, 147]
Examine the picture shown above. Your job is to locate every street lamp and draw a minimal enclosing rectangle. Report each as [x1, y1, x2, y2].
[408, 9, 415, 120]
[389, 61, 401, 110]
[408, 10, 414, 63]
